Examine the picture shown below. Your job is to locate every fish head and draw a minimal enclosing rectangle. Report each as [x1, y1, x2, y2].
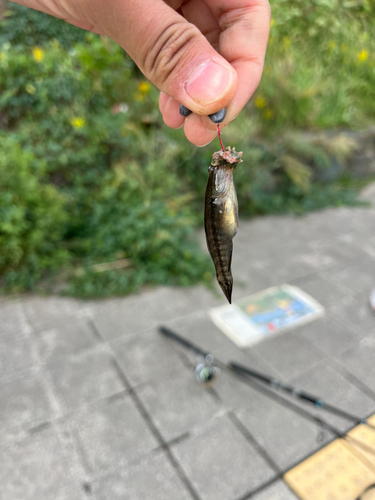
[211, 147, 243, 171]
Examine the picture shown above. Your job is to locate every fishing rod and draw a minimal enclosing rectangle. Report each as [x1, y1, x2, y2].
[229, 362, 375, 431]
[158, 326, 375, 460]
[159, 326, 375, 431]
[159, 325, 375, 500]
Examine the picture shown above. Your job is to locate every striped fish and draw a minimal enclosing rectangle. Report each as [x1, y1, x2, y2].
[204, 147, 242, 303]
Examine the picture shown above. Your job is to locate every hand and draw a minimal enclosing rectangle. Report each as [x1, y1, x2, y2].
[12, 0, 270, 146]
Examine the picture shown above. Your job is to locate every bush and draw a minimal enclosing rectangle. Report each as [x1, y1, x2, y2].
[0, 28, 212, 295]
[0, 2, 372, 296]
[0, 138, 69, 291]
[251, 0, 375, 134]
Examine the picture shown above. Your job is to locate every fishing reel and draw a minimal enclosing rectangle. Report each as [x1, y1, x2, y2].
[195, 354, 221, 387]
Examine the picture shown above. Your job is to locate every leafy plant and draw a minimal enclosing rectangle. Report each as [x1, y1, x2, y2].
[0, 1, 373, 296]
[0, 138, 69, 291]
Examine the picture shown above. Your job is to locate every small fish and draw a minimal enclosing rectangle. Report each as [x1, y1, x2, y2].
[204, 146, 243, 303]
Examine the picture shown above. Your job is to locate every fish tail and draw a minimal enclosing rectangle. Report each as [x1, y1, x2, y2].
[217, 271, 233, 304]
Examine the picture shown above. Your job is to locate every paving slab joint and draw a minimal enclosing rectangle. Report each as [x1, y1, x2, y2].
[109, 353, 202, 500]
[330, 359, 375, 402]
[228, 411, 281, 475]
[235, 476, 282, 500]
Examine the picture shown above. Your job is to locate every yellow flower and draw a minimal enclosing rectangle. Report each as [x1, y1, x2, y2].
[32, 47, 45, 63]
[137, 81, 151, 94]
[70, 117, 86, 129]
[357, 50, 369, 62]
[25, 84, 36, 95]
[134, 92, 145, 102]
[283, 36, 291, 49]
[254, 96, 266, 109]
[264, 109, 273, 119]
[270, 19, 275, 27]
[328, 40, 337, 50]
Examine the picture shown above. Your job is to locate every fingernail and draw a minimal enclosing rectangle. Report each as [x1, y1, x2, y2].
[185, 62, 232, 105]
[204, 127, 218, 135]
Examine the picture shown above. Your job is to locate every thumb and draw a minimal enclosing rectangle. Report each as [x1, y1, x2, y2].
[87, 0, 237, 115]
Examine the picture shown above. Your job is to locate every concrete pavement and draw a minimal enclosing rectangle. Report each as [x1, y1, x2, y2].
[1, 204, 375, 500]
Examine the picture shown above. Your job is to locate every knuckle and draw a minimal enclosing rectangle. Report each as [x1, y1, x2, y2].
[219, 2, 271, 31]
[142, 23, 201, 85]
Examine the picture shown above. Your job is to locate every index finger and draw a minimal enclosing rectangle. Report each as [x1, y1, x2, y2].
[210, 0, 271, 117]
[183, 0, 271, 143]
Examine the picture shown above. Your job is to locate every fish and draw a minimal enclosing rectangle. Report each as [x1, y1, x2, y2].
[204, 146, 243, 303]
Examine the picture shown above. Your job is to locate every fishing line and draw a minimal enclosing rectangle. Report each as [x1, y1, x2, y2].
[158, 326, 375, 464]
[217, 124, 225, 152]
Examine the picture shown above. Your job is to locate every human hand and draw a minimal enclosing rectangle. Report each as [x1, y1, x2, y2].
[12, 0, 270, 146]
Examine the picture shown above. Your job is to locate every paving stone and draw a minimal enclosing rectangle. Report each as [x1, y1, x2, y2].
[93, 451, 191, 500]
[136, 367, 223, 442]
[68, 394, 158, 473]
[1, 206, 375, 499]
[215, 372, 333, 470]
[0, 331, 39, 381]
[347, 208, 375, 234]
[247, 256, 310, 287]
[21, 296, 84, 327]
[331, 235, 373, 261]
[90, 286, 208, 342]
[323, 207, 375, 235]
[291, 272, 352, 307]
[179, 284, 223, 310]
[233, 219, 302, 261]
[33, 314, 98, 363]
[171, 414, 276, 500]
[328, 292, 375, 338]
[211, 343, 279, 376]
[338, 342, 375, 394]
[231, 262, 275, 302]
[298, 316, 359, 360]
[361, 236, 375, 259]
[110, 327, 189, 387]
[323, 259, 375, 296]
[0, 369, 53, 440]
[293, 241, 350, 273]
[214, 365, 278, 412]
[0, 426, 82, 500]
[164, 310, 235, 356]
[0, 298, 29, 336]
[289, 363, 375, 432]
[335, 230, 375, 262]
[46, 347, 124, 411]
[251, 480, 299, 500]
[251, 331, 324, 381]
